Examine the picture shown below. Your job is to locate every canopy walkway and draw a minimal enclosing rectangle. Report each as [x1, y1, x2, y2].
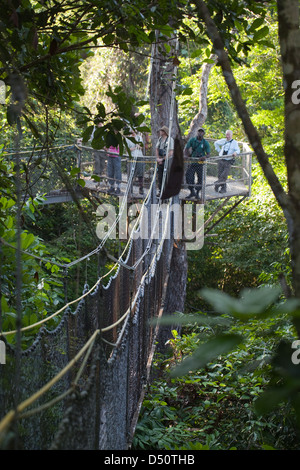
[16, 139, 252, 205]
[0, 23, 254, 448]
[83, 143, 251, 198]
[0, 137, 252, 450]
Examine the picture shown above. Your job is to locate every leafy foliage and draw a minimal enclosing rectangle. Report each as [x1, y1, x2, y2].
[0, 0, 298, 451]
[0, 152, 65, 344]
[134, 287, 300, 450]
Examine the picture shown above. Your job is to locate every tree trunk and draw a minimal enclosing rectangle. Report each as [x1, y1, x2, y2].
[187, 54, 217, 140]
[149, 30, 188, 340]
[156, 241, 188, 352]
[149, 32, 182, 148]
[277, 0, 300, 302]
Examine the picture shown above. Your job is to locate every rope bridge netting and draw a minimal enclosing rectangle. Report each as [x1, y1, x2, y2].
[0, 138, 180, 450]
[0, 35, 190, 450]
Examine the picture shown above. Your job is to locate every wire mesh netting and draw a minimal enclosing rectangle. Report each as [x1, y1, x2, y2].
[0, 138, 252, 450]
[0, 224, 173, 450]
[0, 148, 175, 449]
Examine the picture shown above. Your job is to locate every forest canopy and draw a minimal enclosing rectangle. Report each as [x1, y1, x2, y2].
[1, 0, 300, 450]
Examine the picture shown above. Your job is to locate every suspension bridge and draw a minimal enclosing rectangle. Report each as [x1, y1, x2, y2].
[0, 136, 252, 450]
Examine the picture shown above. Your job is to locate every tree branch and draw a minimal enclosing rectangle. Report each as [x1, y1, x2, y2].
[193, 0, 292, 217]
[187, 54, 216, 140]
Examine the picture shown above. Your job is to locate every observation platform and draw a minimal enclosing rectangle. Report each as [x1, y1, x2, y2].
[76, 139, 253, 204]
[17, 140, 253, 205]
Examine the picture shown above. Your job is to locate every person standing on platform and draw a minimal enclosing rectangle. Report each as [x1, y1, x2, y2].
[214, 130, 240, 193]
[126, 130, 145, 195]
[184, 128, 210, 199]
[155, 126, 174, 196]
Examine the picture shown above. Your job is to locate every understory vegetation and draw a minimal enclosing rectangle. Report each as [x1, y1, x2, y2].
[132, 313, 298, 450]
[132, 164, 299, 450]
[1, 0, 300, 451]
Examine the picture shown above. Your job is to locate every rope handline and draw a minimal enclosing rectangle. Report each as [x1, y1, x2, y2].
[3, 144, 75, 157]
[1, 164, 157, 336]
[103, 198, 172, 334]
[3, 193, 171, 338]
[0, 37, 179, 441]
[0, 200, 172, 433]
[1, 32, 181, 337]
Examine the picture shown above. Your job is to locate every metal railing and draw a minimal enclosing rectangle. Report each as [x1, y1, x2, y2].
[6, 139, 252, 204]
[77, 139, 253, 203]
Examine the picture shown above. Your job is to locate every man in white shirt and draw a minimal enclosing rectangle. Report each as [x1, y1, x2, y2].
[214, 130, 240, 193]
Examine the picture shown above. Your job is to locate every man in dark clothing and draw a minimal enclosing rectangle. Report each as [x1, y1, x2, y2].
[184, 128, 210, 199]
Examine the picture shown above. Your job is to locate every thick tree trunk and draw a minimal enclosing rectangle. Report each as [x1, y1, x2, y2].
[277, 0, 300, 301]
[149, 32, 182, 148]
[149, 30, 188, 340]
[156, 241, 188, 351]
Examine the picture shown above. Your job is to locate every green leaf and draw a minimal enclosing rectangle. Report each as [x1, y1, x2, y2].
[248, 17, 265, 33]
[23, 114, 41, 140]
[254, 386, 292, 416]
[234, 19, 244, 32]
[253, 26, 269, 42]
[181, 87, 193, 96]
[96, 102, 106, 118]
[70, 167, 80, 176]
[200, 286, 281, 319]
[1, 296, 9, 313]
[21, 232, 35, 250]
[153, 312, 232, 327]
[82, 125, 94, 143]
[170, 334, 243, 377]
[77, 178, 86, 187]
[190, 49, 201, 58]
[91, 174, 101, 182]
[6, 216, 14, 229]
[203, 58, 215, 64]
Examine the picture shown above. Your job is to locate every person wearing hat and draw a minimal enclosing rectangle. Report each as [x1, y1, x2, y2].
[155, 126, 174, 195]
[184, 128, 210, 199]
